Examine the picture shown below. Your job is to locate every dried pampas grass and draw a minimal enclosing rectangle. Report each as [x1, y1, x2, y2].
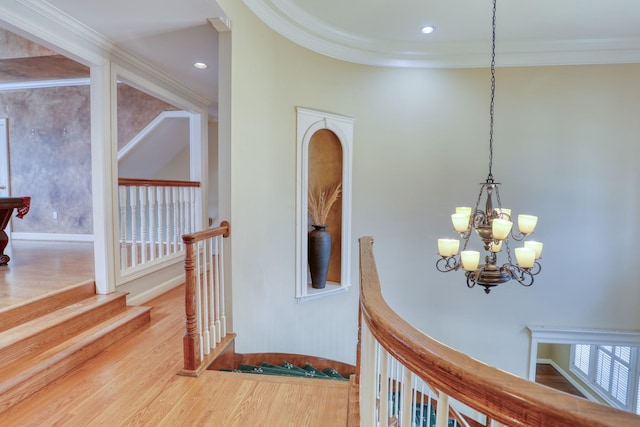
[308, 182, 342, 226]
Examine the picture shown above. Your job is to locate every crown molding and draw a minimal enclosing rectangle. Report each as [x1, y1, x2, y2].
[1, 0, 210, 108]
[244, 0, 640, 68]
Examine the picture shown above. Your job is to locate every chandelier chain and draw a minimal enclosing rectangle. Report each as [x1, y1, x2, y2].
[487, 0, 497, 182]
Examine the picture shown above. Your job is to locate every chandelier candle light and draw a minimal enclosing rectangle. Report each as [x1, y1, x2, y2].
[435, 0, 542, 294]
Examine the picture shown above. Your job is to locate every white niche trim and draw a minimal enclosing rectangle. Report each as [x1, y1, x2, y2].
[295, 107, 354, 303]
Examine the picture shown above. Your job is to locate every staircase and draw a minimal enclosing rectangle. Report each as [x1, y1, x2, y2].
[0, 280, 151, 413]
[225, 361, 351, 381]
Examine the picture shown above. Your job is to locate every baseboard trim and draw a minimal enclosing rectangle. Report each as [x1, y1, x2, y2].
[125, 277, 183, 306]
[11, 232, 93, 242]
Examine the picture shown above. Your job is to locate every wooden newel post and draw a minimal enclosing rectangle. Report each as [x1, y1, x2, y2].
[183, 236, 201, 371]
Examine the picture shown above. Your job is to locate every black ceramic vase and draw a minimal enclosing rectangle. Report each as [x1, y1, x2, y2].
[308, 224, 331, 289]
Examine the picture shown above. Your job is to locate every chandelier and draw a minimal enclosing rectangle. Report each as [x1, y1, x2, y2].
[435, 0, 542, 294]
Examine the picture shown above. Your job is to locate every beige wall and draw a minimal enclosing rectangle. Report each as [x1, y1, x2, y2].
[220, 0, 640, 372]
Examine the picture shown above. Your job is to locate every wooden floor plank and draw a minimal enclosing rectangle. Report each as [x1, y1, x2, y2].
[1, 285, 350, 426]
[0, 240, 94, 309]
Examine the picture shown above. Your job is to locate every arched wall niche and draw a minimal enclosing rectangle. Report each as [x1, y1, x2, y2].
[296, 107, 353, 302]
[309, 129, 342, 282]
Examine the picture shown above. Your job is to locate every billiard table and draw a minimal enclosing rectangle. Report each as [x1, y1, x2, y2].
[0, 197, 30, 265]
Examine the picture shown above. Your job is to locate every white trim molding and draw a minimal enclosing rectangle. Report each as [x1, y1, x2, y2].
[0, 78, 90, 92]
[11, 232, 93, 242]
[295, 107, 354, 303]
[244, 0, 640, 68]
[527, 325, 640, 381]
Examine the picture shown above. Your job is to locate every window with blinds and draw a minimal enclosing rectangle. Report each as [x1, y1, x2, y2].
[571, 344, 640, 414]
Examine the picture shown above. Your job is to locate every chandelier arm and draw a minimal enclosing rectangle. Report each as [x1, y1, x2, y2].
[505, 264, 534, 287]
[529, 261, 542, 276]
[465, 271, 478, 289]
[436, 256, 461, 273]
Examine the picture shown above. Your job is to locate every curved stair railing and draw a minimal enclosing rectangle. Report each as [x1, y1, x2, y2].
[357, 236, 640, 427]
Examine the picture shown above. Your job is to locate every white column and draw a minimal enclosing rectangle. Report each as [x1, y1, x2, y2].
[90, 62, 118, 294]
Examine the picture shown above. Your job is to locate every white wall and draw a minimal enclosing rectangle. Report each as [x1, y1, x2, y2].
[221, 0, 640, 373]
[208, 120, 219, 225]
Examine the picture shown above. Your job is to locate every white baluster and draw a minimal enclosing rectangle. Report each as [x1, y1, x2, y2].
[190, 186, 196, 233]
[139, 186, 147, 263]
[179, 187, 186, 249]
[199, 240, 210, 354]
[165, 186, 171, 255]
[360, 321, 377, 427]
[172, 187, 179, 253]
[156, 187, 164, 258]
[435, 392, 450, 427]
[380, 350, 390, 425]
[208, 237, 217, 347]
[195, 241, 204, 360]
[129, 186, 138, 267]
[148, 188, 156, 260]
[218, 235, 226, 338]
[401, 368, 412, 426]
[119, 186, 128, 269]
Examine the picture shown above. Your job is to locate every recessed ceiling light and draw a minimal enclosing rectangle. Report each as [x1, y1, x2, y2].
[421, 26, 435, 34]
[193, 62, 208, 69]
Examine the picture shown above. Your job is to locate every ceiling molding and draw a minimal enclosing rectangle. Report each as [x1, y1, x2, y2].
[244, 0, 640, 68]
[1, 0, 210, 108]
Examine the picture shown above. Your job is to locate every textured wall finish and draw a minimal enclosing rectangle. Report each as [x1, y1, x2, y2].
[0, 28, 57, 60]
[0, 86, 92, 234]
[0, 82, 179, 236]
[117, 83, 178, 150]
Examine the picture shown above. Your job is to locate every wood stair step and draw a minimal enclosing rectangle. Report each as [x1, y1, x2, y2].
[0, 292, 128, 369]
[0, 280, 95, 333]
[0, 305, 151, 413]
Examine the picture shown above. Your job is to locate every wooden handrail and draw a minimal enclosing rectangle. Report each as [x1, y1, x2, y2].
[182, 221, 230, 245]
[358, 236, 640, 427]
[118, 177, 200, 188]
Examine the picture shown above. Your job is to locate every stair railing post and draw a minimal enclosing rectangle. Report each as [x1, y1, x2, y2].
[183, 236, 201, 371]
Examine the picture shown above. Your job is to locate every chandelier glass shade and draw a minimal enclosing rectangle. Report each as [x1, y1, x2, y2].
[435, 0, 542, 294]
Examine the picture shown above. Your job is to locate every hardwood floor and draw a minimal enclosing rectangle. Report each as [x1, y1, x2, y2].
[535, 363, 585, 398]
[0, 284, 351, 426]
[0, 240, 95, 308]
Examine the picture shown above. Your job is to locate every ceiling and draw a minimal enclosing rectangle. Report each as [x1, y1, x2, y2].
[3, 0, 640, 118]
